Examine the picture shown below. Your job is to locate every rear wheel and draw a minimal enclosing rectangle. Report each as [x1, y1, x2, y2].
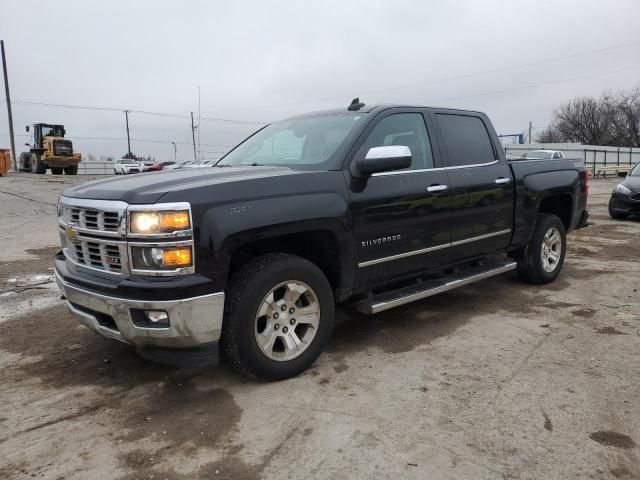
[608, 198, 628, 219]
[64, 165, 78, 175]
[517, 214, 566, 284]
[222, 253, 335, 381]
[33, 154, 46, 174]
[51, 167, 63, 175]
[19, 152, 32, 172]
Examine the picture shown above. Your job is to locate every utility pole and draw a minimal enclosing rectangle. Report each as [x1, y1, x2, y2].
[528, 121, 532, 144]
[190, 111, 197, 161]
[197, 85, 201, 161]
[124, 110, 131, 157]
[1, 40, 17, 171]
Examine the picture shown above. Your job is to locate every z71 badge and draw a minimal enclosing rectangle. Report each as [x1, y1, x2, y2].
[362, 235, 401, 247]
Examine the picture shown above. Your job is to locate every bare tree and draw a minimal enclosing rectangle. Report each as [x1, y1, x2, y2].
[535, 127, 565, 143]
[539, 87, 640, 147]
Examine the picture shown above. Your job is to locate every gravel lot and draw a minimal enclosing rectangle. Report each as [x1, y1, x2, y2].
[0, 173, 639, 480]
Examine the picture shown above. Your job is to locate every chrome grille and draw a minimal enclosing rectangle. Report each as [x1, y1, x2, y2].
[59, 198, 128, 276]
[71, 238, 123, 273]
[63, 206, 121, 233]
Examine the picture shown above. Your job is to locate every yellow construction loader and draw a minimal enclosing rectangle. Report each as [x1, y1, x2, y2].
[19, 124, 82, 175]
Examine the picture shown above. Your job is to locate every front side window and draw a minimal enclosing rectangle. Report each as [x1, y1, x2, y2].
[361, 113, 433, 170]
[218, 114, 364, 170]
[436, 114, 496, 167]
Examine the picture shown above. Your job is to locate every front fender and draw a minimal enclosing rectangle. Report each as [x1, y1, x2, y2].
[195, 191, 353, 289]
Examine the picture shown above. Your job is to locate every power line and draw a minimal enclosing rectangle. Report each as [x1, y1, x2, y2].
[3, 99, 264, 125]
[432, 64, 640, 104]
[0, 132, 231, 148]
[233, 40, 640, 111]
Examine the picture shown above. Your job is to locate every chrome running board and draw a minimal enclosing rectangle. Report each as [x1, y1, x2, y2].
[356, 260, 517, 314]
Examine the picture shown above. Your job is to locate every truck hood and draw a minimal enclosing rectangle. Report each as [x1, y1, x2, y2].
[62, 166, 302, 204]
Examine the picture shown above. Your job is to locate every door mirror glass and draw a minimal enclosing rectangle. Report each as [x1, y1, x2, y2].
[356, 146, 412, 175]
[25, 126, 30, 132]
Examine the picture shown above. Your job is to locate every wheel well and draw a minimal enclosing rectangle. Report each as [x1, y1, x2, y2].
[538, 194, 572, 229]
[227, 230, 341, 290]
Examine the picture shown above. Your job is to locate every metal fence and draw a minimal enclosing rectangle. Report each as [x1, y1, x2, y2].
[503, 144, 640, 176]
[77, 161, 116, 175]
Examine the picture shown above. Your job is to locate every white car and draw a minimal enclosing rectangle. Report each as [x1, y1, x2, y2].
[139, 160, 156, 172]
[165, 160, 195, 171]
[113, 159, 142, 174]
[526, 150, 565, 159]
[185, 160, 217, 169]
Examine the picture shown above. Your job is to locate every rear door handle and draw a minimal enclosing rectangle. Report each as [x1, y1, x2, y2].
[427, 184, 448, 193]
[495, 177, 511, 184]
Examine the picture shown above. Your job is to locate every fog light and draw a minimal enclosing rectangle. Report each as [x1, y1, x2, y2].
[145, 310, 169, 323]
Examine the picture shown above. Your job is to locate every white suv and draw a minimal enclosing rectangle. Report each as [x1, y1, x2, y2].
[113, 159, 141, 175]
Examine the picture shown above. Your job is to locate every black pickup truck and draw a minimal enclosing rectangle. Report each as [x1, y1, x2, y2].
[54, 100, 589, 380]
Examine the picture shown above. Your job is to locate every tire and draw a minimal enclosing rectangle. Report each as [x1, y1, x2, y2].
[64, 165, 78, 175]
[51, 167, 63, 175]
[608, 198, 628, 219]
[33, 154, 46, 174]
[517, 214, 566, 284]
[19, 152, 32, 172]
[222, 253, 335, 381]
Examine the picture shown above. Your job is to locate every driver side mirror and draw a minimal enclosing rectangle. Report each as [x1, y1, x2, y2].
[25, 126, 29, 132]
[355, 146, 412, 176]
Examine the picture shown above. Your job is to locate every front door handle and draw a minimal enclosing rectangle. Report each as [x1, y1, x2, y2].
[495, 177, 511, 184]
[427, 184, 448, 193]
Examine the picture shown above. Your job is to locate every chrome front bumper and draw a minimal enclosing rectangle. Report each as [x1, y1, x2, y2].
[54, 269, 225, 349]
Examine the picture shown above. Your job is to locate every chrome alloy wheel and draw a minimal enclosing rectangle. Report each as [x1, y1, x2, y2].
[541, 227, 562, 273]
[254, 281, 321, 362]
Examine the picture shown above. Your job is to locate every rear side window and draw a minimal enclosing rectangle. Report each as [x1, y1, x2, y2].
[362, 113, 434, 170]
[436, 114, 496, 167]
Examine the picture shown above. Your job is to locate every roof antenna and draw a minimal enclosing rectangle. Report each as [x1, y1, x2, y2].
[348, 97, 365, 111]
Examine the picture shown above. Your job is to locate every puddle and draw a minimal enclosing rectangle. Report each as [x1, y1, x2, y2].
[589, 431, 636, 449]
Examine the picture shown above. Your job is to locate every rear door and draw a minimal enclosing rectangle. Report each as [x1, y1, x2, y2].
[348, 109, 451, 288]
[431, 111, 514, 260]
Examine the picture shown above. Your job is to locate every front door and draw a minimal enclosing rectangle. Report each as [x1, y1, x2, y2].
[432, 112, 514, 260]
[348, 111, 451, 288]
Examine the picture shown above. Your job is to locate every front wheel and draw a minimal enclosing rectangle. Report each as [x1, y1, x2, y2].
[51, 167, 63, 175]
[517, 214, 566, 284]
[33, 154, 46, 174]
[222, 253, 335, 381]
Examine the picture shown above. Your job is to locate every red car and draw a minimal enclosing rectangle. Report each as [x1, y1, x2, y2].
[147, 161, 175, 172]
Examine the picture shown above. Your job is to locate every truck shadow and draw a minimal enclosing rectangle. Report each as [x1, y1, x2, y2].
[0, 273, 542, 391]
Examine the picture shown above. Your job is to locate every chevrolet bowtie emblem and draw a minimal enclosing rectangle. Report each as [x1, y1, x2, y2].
[65, 223, 79, 242]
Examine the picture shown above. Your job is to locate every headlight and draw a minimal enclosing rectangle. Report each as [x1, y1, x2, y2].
[130, 210, 191, 234]
[615, 184, 632, 195]
[130, 246, 193, 270]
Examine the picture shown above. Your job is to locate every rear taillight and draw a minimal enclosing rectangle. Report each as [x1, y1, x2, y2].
[580, 169, 589, 194]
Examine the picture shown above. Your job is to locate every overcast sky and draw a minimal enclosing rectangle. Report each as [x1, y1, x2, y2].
[1, 0, 639, 161]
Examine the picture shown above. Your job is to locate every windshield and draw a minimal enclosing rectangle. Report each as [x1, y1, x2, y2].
[630, 162, 640, 176]
[218, 114, 364, 170]
[41, 125, 64, 137]
[527, 151, 553, 159]
[120, 159, 136, 164]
